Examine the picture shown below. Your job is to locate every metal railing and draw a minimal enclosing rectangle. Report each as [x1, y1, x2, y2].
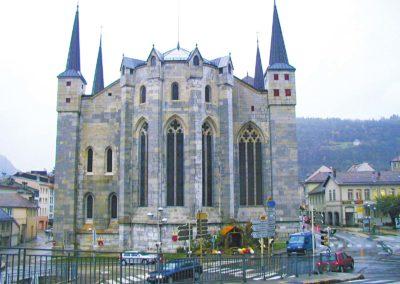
[0, 247, 317, 283]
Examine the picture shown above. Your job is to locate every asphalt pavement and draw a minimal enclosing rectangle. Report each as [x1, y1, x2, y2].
[334, 231, 400, 283]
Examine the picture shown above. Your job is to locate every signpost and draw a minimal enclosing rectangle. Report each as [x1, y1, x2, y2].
[196, 212, 208, 260]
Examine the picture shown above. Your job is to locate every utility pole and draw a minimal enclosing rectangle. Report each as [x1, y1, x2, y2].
[311, 206, 315, 273]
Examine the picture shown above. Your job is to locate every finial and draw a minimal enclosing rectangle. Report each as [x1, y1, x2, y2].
[229, 52, 231, 57]
[100, 26, 103, 46]
[77, 0, 79, 11]
[247, 71, 249, 76]
[152, 43, 154, 48]
[196, 43, 198, 48]
[177, 42, 180, 50]
[256, 32, 259, 45]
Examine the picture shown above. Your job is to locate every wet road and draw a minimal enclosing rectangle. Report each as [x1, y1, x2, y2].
[335, 231, 400, 283]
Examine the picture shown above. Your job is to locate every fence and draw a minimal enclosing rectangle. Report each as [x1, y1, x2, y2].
[0, 247, 317, 283]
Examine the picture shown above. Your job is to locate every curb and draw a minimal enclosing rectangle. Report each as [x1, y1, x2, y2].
[300, 273, 364, 284]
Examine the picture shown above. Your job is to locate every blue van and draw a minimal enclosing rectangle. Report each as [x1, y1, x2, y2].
[286, 232, 314, 255]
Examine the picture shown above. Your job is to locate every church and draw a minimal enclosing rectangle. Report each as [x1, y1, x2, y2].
[54, 2, 301, 251]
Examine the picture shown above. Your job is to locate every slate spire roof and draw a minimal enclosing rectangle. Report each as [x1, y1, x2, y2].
[67, 6, 81, 71]
[253, 39, 265, 90]
[268, 2, 295, 71]
[92, 35, 104, 95]
[58, 5, 86, 84]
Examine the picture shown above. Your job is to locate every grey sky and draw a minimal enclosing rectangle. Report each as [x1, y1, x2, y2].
[0, 0, 399, 171]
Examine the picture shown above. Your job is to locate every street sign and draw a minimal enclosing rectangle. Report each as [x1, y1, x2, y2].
[177, 223, 193, 241]
[196, 212, 209, 238]
[267, 200, 276, 208]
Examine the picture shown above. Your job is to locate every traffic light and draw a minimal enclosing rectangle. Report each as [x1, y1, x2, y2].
[320, 229, 329, 247]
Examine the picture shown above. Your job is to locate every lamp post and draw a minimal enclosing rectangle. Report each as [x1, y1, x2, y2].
[147, 207, 167, 254]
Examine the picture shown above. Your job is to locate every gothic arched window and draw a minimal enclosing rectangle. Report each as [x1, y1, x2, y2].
[202, 122, 213, 207]
[151, 56, 156, 67]
[205, 85, 211, 103]
[140, 86, 146, 104]
[166, 119, 184, 206]
[193, 55, 200, 66]
[110, 193, 118, 219]
[238, 124, 263, 206]
[86, 194, 94, 220]
[171, 82, 179, 100]
[87, 147, 93, 173]
[106, 147, 112, 173]
[139, 122, 148, 206]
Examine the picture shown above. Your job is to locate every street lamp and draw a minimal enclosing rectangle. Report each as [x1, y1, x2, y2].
[147, 208, 167, 254]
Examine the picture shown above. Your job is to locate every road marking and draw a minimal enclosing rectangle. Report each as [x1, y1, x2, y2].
[347, 279, 366, 283]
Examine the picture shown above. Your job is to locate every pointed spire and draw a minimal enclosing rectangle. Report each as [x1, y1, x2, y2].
[268, 1, 295, 71]
[58, 5, 86, 83]
[66, 5, 81, 71]
[254, 38, 265, 90]
[92, 34, 104, 95]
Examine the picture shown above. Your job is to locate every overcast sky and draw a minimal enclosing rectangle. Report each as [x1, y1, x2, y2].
[0, 0, 399, 171]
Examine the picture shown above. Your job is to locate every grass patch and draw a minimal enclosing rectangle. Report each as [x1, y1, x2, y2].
[273, 241, 287, 251]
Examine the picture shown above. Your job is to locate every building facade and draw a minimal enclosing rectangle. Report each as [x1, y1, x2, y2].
[54, 3, 301, 251]
[306, 162, 400, 226]
[0, 192, 38, 243]
[13, 172, 54, 230]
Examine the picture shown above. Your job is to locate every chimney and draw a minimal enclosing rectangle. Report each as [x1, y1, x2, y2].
[377, 171, 381, 179]
[332, 168, 337, 178]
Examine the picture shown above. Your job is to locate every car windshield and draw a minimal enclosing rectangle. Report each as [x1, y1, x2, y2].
[321, 254, 336, 262]
[289, 235, 305, 244]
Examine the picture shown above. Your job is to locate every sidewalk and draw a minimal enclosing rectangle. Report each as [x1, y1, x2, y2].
[246, 272, 364, 284]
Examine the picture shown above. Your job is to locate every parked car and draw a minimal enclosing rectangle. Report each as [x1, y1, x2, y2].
[287, 231, 314, 255]
[316, 251, 354, 273]
[120, 251, 158, 265]
[146, 259, 203, 283]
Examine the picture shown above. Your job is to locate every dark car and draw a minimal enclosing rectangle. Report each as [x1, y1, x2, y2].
[316, 251, 354, 273]
[146, 259, 202, 283]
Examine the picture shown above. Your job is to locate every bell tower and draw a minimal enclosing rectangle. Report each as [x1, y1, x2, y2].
[265, 1, 300, 223]
[54, 5, 86, 249]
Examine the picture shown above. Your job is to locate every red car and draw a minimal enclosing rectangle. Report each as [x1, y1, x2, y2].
[316, 251, 354, 273]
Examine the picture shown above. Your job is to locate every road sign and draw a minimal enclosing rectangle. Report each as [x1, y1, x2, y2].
[196, 212, 209, 238]
[267, 200, 276, 208]
[177, 223, 193, 241]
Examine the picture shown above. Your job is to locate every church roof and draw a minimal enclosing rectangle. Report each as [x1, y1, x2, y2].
[163, 46, 191, 61]
[92, 36, 104, 95]
[58, 6, 87, 84]
[242, 74, 254, 86]
[121, 45, 232, 71]
[267, 2, 295, 72]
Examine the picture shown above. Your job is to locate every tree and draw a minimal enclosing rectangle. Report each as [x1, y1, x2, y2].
[375, 194, 400, 227]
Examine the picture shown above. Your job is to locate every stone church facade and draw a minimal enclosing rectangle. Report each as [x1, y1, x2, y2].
[54, 3, 301, 251]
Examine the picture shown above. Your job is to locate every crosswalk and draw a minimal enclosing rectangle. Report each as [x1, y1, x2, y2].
[99, 267, 283, 283]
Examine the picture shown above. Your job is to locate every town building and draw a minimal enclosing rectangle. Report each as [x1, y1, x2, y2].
[54, 2, 301, 251]
[305, 159, 400, 226]
[13, 171, 54, 230]
[0, 192, 38, 243]
[0, 208, 19, 247]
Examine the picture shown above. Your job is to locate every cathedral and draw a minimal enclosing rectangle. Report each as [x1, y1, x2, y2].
[54, 2, 301, 251]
